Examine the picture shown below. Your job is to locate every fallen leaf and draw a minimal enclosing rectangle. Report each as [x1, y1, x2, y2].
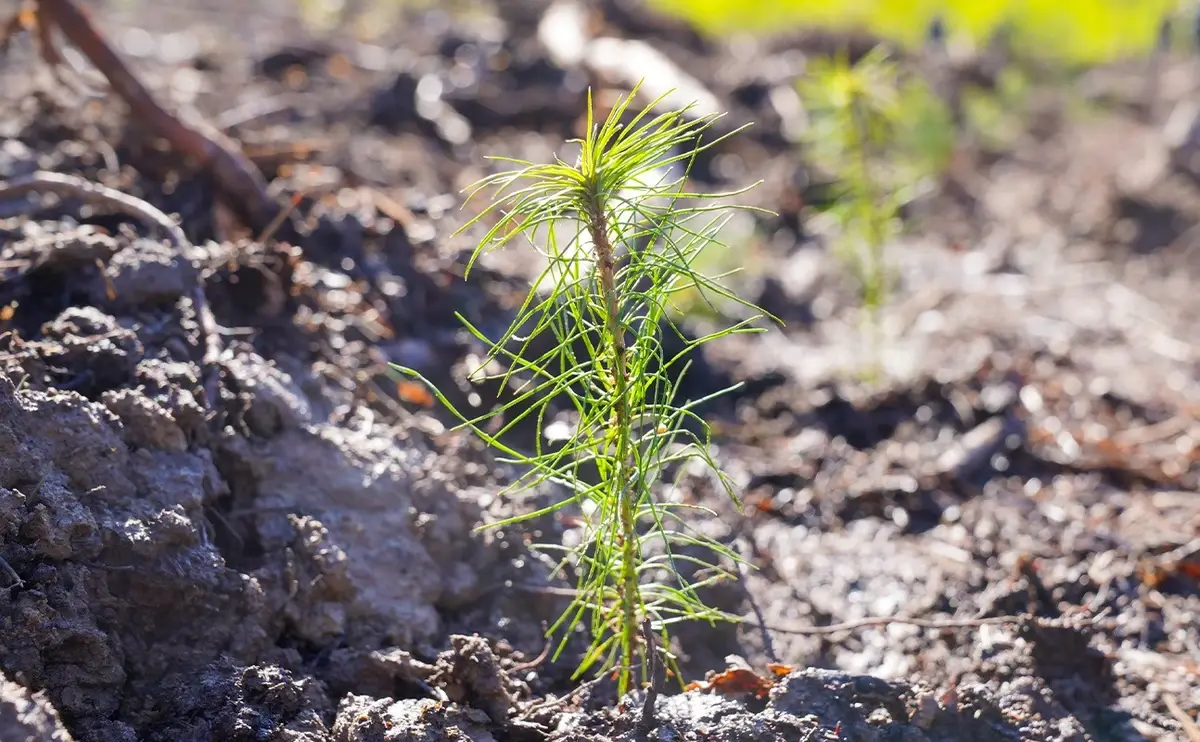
[685, 667, 775, 700]
[397, 380, 434, 407]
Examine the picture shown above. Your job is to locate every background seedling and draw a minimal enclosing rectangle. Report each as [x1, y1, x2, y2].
[799, 48, 948, 351]
[393, 84, 777, 694]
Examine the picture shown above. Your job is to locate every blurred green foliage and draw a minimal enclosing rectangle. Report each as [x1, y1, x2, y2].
[800, 48, 915, 323]
[649, 0, 1181, 64]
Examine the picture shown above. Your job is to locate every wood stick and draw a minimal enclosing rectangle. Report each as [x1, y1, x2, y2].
[30, 0, 281, 233]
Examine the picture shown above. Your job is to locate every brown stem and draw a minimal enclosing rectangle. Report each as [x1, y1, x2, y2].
[636, 619, 659, 735]
[32, 0, 280, 232]
[760, 609, 1114, 636]
[506, 582, 1116, 637]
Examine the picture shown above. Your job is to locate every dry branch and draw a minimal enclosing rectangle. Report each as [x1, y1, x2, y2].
[508, 581, 1115, 639]
[4, 0, 281, 233]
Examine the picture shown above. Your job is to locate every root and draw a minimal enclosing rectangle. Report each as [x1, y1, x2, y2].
[509, 581, 1116, 639]
[0, 170, 186, 244]
[2, 0, 280, 233]
[509, 624, 553, 673]
[758, 607, 1115, 636]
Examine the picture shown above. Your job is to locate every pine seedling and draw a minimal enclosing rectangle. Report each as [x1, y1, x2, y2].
[800, 47, 945, 334]
[392, 83, 775, 694]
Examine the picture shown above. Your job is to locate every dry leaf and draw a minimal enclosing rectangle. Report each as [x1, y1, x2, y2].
[397, 380, 434, 407]
[685, 667, 776, 700]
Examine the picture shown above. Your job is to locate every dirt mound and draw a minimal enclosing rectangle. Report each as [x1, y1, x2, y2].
[0, 184, 545, 739]
[0, 339, 496, 739]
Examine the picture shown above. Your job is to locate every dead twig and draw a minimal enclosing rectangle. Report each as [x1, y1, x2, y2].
[255, 191, 306, 244]
[519, 672, 611, 717]
[1165, 694, 1200, 742]
[7, 0, 280, 233]
[730, 535, 778, 664]
[1114, 415, 1195, 447]
[509, 623, 553, 673]
[510, 581, 1111, 630]
[0, 170, 225, 411]
[0, 555, 24, 591]
[192, 284, 223, 409]
[758, 609, 1113, 636]
[507, 582, 1118, 645]
[0, 170, 186, 245]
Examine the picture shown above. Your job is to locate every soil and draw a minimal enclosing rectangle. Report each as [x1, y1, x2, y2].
[1, 1, 1199, 741]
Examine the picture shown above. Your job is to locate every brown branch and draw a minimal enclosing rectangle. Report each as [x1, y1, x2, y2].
[25, 0, 280, 233]
[506, 582, 1115, 638]
[191, 285, 223, 412]
[730, 536, 778, 663]
[1165, 694, 1200, 742]
[508, 623, 553, 673]
[0, 170, 224, 411]
[0, 170, 186, 244]
[758, 609, 1113, 636]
